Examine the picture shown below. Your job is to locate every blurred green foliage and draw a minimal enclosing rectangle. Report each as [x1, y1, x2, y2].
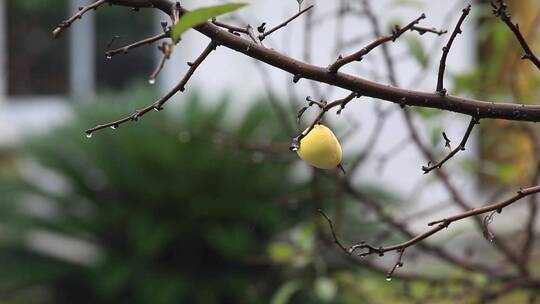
[0, 86, 308, 303]
[0, 84, 462, 303]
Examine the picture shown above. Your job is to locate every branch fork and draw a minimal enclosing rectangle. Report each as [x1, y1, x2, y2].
[422, 116, 479, 174]
[327, 13, 430, 73]
[318, 209, 409, 280]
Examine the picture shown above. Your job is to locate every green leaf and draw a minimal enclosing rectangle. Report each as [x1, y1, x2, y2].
[171, 3, 248, 42]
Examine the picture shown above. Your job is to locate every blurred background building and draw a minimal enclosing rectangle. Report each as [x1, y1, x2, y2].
[0, 0, 157, 145]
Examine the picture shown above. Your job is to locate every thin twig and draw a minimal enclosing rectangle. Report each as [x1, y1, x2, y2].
[258, 5, 315, 41]
[357, 0, 525, 276]
[492, 1, 540, 70]
[318, 207, 496, 280]
[318, 209, 408, 279]
[212, 18, 249, 34]
[55, 2, 540, 124]
[386, 249, 405, 280]
[411, 26, 448, 36]
[291, 92, 359, 150]
[360, 0, 399, 86]
[317, 209, 350, 253]
[148, 42, 173, 83]
[402, 108, 528, 275]
[436, 4, 471, 95]
[343, 185, 540, 261]
[105, 32, 169, 58]
[85, 41, 216, 136]
[53, 0, 107, 38]
[422, 116, 478, 174]
[428, 185, 540, 226]
[339, 179, 501, 276]
[328, 13, 426, 73]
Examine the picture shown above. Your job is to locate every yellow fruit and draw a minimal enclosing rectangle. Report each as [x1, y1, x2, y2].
[296, 124, 342, 169]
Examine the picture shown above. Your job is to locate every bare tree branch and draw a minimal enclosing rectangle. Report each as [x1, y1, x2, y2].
[436, 4, 471, 95]
[53, 0, 108, 38]
[332, 185, 540, 276]
[148, 42, 173, 83]
[258, 5, 314, 41]
[328, 13, 427, 73]
[85, 41, 216, 136]
[428, 185, 540, 227]
[422, 116, 478, 174]
[105, 31, 169, 59]
[212, 18, 249, 34]
[54, 1, 540, 293]
[56, 1, 540, 124]
[411, 26, 448, 36]
[492, 0, 540, 70]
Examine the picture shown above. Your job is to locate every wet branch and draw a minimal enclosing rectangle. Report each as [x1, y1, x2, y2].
[85, 41, 216, 136]
[321, 185, 540, 278]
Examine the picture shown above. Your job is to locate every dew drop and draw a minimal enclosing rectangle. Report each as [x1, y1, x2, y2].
[148, 78, 156, 85]
[289, 138, 300, 151]
[85, 132, 93, 139]
[110, 125, 118, 130]
[386, 276, 392, 282]
[106, 55, 112, 60]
